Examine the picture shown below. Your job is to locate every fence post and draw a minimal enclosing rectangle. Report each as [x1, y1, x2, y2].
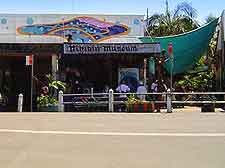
[109, 89, 114, 112]
[17, 93, 23, 112]
[58, 91, 64, 112]
[167, 89, 172, 113]
[91, 88, 94, 98]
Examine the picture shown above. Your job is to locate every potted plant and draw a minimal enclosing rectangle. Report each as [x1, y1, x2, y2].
[37, 74, 66, 112]
[126, 95, 155, 113]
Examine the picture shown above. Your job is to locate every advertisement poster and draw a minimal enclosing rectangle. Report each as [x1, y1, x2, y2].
[118, 68, 139, 92]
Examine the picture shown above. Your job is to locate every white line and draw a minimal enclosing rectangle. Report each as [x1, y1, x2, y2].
[0, 129, 225, 137]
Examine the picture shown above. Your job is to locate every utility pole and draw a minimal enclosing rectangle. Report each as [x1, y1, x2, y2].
[168, 43, 173, 90]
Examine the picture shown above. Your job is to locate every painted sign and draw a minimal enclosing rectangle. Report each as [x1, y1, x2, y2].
[64, 43, 161, 54]
[17, 16, 129, 43]
[0, 14, 144, 43]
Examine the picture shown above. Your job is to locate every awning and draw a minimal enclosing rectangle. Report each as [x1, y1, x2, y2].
[140, 18, 219, 75]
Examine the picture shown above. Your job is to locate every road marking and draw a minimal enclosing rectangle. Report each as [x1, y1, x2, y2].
[0, 129, 225, 137]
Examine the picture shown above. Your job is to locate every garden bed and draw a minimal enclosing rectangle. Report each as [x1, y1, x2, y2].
[127, 102, 155, 113]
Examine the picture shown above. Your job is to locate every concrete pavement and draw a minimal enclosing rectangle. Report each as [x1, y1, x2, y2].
[0, 112, 225, 168]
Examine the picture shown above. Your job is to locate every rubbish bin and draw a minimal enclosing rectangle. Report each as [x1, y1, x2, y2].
[200, 95, 215, 112]
[201, 104, 215, 112]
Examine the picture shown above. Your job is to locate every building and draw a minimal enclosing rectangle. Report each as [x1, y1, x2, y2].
[0, 14, 161, 111]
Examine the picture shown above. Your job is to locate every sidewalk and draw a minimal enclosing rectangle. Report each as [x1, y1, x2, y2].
[161, 106, 225, 113]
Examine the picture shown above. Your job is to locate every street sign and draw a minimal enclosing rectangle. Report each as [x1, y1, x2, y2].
[25, 55, 34, 112]
[26, 55, 33, 66]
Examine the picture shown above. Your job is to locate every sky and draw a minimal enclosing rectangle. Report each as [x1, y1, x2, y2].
[0, 0, 224, 24]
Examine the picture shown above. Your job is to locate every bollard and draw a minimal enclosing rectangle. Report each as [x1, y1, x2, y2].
[167, 89, 172, 113]
[58, 91, 64, 112]
[17, 94, 23, 112]
[108, 89, 114, 112]
[91, 88, 94, 98]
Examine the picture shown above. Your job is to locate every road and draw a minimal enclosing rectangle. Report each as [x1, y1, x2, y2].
[0, 111, 225, 168]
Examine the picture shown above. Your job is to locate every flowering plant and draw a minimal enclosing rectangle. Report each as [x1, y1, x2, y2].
[37, 74, 66, 107]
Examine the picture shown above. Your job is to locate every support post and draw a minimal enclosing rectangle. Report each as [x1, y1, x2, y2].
[52, 54, 58, 80]
[31, 55, 34, 112]
[109, 89, 114, 112]
[144, 58, 147, 88]
[167, 89, 172, 113]
[58, 91, 64, 112]
[17, 94, 23, 112]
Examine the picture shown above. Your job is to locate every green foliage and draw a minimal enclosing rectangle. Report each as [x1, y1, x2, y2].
[176, 56, 215, 91]
[205, 14, 217, 23]
[37, 95, 58, 106]
[37, 74, 66, 107]
[46, 74, 66, 96]
[146, 1, 199, 37]
[126, 95, 144, 105]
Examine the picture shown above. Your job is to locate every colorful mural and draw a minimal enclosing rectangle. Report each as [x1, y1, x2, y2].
[17, 16, 129, 43]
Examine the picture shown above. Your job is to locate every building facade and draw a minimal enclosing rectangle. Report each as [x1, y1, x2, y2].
[0, 14, 161, 112]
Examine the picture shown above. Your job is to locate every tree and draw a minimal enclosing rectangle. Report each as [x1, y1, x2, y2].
[206, 14, 217, 23]
[146, 1, 199, 37]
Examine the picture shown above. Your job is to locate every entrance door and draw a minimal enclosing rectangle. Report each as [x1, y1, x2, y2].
[60, 55, 111, 93]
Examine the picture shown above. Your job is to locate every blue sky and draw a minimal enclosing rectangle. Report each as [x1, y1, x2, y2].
[0, 0, 224, 24]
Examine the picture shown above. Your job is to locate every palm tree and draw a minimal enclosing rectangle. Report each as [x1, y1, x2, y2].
[146, 1, 199, 37]
[205, 14, 217, 23]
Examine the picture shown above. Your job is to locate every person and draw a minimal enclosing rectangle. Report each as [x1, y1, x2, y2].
[156, 80, 167, 112]
[150, 80, 167, 112]
[72, 80, 83, 94]
[156, 50, 166, 81]
[103, 85, 110, 93]
[151, 80, 158, 93]
[116, 81, 130, 112]
[136, 81, 147, 101]
[40, 86, 49, 96]
[116, 81, 130, 98]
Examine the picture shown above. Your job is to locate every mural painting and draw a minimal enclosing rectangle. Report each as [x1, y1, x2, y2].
[17, 16, 129, 43]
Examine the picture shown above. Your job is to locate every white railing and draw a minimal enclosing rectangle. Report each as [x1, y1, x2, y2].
[58, 90, 225, 112]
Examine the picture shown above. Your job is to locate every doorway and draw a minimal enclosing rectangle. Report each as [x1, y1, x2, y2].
[0, 56, 31, 111]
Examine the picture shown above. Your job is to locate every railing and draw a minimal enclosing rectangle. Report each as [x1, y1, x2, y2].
[58, 90, 225, 112]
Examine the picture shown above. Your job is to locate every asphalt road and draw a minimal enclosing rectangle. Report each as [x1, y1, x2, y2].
[0, 111, 225, 168]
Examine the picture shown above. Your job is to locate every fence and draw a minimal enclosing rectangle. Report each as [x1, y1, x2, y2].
[58, 90, 225, 112]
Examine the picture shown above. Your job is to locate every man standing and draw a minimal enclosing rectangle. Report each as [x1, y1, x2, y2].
[136, 81, 147, 101]
[116, 81, 130, 112]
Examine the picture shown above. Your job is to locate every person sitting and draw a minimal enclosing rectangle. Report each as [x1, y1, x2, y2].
[136, 81, 147, 101]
